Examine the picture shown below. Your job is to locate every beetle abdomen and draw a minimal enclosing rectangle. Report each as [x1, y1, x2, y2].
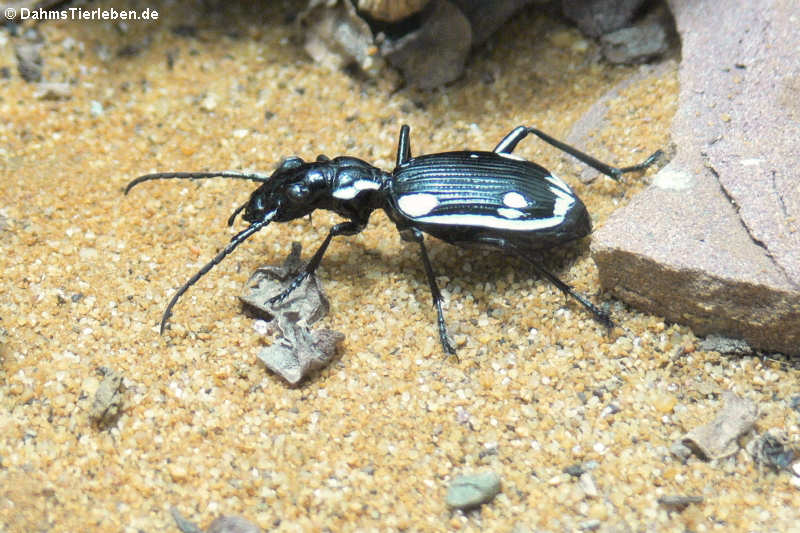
[391, 151, 590, 247]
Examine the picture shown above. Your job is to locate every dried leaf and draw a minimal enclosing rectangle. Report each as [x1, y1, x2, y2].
[681, 391, 758, 460]
[240, 242, 329, 325]
[257, 312, 344, 385]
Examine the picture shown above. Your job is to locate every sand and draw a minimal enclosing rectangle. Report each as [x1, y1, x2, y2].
[2, 1, 798, 531]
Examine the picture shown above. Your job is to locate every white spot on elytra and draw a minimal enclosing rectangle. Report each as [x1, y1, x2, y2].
[502, 191, 528, 208]
[553, 195, 573, 216]
[418, 213, 565, 231]
[544, 174, 576, 217]
[398, 193, 440, 217]
[497, 207, 524, 219]
[545, 173, 571, 193]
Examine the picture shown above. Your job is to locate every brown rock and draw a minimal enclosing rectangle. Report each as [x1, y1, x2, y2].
[592, 0, 800, 355]
[562, 0, 648, 38]
[380, 0, 471, 89]
[357, 0, 429, 22]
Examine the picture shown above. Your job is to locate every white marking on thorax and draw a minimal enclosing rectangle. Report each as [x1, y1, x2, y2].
[333, 179, 380, 200]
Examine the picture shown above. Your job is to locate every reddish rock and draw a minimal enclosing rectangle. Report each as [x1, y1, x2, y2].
[592, 0, 800, 355]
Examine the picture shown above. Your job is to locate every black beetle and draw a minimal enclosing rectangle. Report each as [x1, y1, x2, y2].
[126, 125, 660, 353]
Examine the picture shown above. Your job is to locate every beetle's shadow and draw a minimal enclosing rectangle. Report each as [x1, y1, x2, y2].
[243, 232, 596, 369]
[318, 233, 595, 301]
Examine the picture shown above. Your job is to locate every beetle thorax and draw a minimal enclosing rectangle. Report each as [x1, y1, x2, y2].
[242, 156, 389, 224]
[329, 157, 386, 200]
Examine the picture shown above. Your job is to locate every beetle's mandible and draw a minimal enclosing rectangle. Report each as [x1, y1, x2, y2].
[126, 125, 661, 354]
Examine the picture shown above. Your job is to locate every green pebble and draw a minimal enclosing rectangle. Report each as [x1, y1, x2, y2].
[446, 472, 501, 509]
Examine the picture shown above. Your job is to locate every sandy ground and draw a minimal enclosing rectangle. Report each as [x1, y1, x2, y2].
[1, 1, 798, 531]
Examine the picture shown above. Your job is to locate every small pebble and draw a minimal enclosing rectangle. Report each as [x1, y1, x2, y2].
[578, 519, 601, 531]
[201, 93, 218, 111]
[657, 495, 704, 511]
[16, 42, 43, 82]
[206, 515, 262, 533]
[563, 463, 585, 477]
[171, 507, 202, 533]
[749, 432, 796, 472]
[446, 472, 501, 510]
[34, 82, 72, 100]
[789, 395, 800, 413]
[652, 393, 677, 414]
[670, 440, 693, 463]
[89, 368, 125, 428]
[600, 23, 668, 64]
[698, 335, 752, 356]
[586, 502, 608, 520]
[89, 100, 104, 117]
[600, 402, 621, 418]
[579, 472, 599, 499]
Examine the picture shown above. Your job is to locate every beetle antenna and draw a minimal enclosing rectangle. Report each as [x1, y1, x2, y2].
[159, 210, 276, 334]
[125, 171, 271, 195]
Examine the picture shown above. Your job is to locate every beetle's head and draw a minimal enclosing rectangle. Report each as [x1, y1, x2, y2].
[240, 156, 332, 225]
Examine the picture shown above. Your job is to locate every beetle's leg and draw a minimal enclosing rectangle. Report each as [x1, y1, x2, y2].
[493, 126, 662, 181]
[493, 126, 529, 155]
[268, 220, 366, 305]
[401, 228, 456, 355]
[525, 128, 662, 181]
[516, 252, 613, 329]
[396, 125, 412, 167]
